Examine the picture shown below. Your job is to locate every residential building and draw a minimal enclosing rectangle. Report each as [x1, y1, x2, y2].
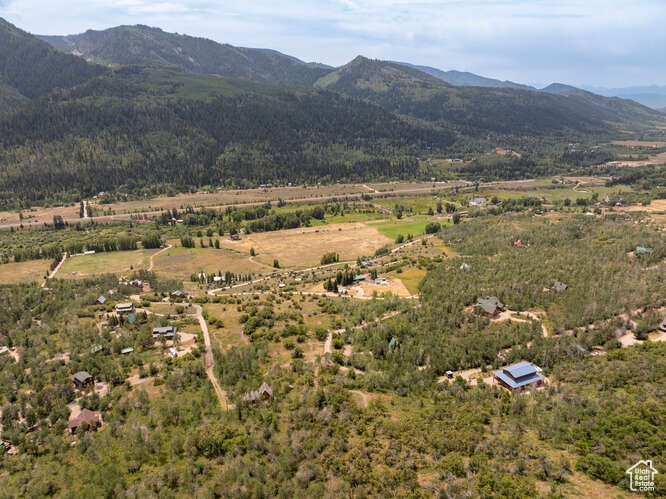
[493, 362, 544, 391]
[152, 326, 177, 339]
[475, 296, 504, 317]
[67, 409, 102, 434]
[115, 302, 135, 314]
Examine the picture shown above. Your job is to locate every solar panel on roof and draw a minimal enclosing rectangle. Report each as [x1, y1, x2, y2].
[504, 362, 537, 379]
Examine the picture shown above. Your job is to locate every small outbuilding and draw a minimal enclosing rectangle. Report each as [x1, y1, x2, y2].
[170, 290, 186, 299]
[73, 371, 94, 388]
[552, 281, 568, 292]
[242, 382, 273, 403]
[96, 296, 107, 305]
[120, 347, 134, 355]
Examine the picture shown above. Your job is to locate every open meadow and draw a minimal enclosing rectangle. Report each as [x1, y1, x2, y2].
[0, 259, 50, 284]
[152, 245, 266, 281]
[218, 222, 393, 268]
[58, 248, 158, 278]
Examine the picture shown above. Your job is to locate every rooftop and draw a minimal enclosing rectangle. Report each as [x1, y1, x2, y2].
[503, 361, 538, 379]
[475, 296, 504, 314]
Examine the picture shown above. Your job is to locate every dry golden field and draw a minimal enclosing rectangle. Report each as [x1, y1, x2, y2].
[89, 184, 367, 215]
[218, 222, 392, 268]
[0, 204, 79, 227]
[152, 245, 265, 280]
[0, 259, 50, 284]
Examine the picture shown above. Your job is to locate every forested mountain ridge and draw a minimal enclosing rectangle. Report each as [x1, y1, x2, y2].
[0, 66, 454, 208]
[391, 61, 534, 90]
[37, 25, 332, 87]
[315, 57, 665, 136]
[0, 18, 106, 100]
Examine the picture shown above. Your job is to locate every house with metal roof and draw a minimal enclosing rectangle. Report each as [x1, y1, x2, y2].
[73, 371, 94, 388]
[551, 281, 568, 292]
[475, 296, 504, 317]
[635, 246, 654, 256]
[120, 347, 134, 355]
[170, 289, 186, 299]
[96, 296, 106, 305]
[115, 302, 135, 314]
[469, 197, 487, 206]
[493, 362, 544, 391]
[152, 325, 177, 339]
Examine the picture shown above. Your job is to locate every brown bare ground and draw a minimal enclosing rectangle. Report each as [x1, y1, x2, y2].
[0, 204, 79, 226]
[611, 140, 666, 147]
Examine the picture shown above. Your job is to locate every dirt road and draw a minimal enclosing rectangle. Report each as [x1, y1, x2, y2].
[192, 304, 232, 410]
[42, 252, 67, 288]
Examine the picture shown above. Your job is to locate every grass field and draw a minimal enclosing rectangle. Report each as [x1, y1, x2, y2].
[59, 249, 158, 278]
[0, 259, 50, 284]
[369, 217, 449, 240]
[390, 268, 426, 295]
[218, 222, 392, 268]
[152, 245, 265, 281]
[373, 196, 451, 214]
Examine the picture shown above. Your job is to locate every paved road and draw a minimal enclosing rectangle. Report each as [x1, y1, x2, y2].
[0, 181, 476, 230]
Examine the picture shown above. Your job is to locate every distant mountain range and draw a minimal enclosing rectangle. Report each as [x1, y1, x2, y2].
[584, 86, 666, 110]
[0, 17, 663, 207]
[37, 25, 331, 87]
[391, 61, 534, 90]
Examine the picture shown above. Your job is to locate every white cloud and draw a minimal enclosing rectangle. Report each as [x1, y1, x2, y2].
[1, 0, 665, 86]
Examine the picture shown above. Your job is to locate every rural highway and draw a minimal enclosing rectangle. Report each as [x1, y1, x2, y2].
[0, 180, 487, 230]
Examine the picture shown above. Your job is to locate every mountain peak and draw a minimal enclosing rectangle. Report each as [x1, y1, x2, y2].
[37, 25, 331, 86]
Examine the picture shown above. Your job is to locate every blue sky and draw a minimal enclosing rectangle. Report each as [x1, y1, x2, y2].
[1, 0, 665, 88]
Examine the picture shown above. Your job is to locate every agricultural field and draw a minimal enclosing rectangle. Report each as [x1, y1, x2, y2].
[58, 248, 158, 278]
[368, 216, 449, 239]
[218, 222, 393, 268]
[152, 245, 266, 281]
[0, 203, 80, 227]
[0, 259, 50, 284]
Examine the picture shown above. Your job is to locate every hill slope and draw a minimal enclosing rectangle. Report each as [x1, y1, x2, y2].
[392, 61, 534, 90]
[38, 25, 331, 86]
[0, 66, 454, 208]
[0, 18, 106, 99]
[316, 57, 664, 137]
